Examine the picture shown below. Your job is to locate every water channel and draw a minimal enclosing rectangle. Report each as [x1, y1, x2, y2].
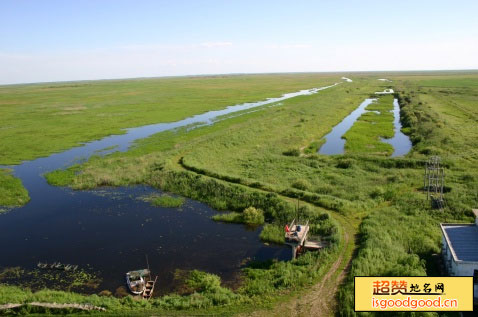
[0, 83, 339, 295]
[318, 98, 412, 156]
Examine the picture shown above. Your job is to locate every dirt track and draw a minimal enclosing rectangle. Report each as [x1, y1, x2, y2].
[240, 215, 355, 317]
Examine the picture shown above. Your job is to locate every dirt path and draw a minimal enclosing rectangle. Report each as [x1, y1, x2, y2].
[292, 229, 351, 317]
[0, 302, 106, 312]
[239, 213, 356, 317]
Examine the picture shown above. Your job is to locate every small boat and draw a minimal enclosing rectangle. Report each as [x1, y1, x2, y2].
[126, 269, 150, 295]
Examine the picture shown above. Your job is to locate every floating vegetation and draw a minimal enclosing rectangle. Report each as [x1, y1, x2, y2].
[242, 207, 264, 225]
[259, 224, 285, 244]
[88, 189, 126, 200]
[0, 267, 23, 281]
[140, 193, 185, 208]
[0, 266, 102, 293]
[212, 207, 264, 225]
[0, 207, 12, 213]
[212, 212, 243, 223]
[93, 145, 119, 155]
[37, 262, 79, 271]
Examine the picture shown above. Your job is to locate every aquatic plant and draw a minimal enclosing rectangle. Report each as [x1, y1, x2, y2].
[142, 193, 185, 208]
[0, 266, 101, 293]
[242, 207, 264, 225]
[211, 211, 243, 223]
[212, 207, 264, 225]
[259, 224, 284, 244]
[0, 169, 30, 208]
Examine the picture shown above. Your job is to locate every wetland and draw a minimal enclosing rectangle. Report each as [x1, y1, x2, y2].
[1, 72, 478, 315]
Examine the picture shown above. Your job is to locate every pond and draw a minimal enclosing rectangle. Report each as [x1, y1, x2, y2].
[0, 186, 289, 295]
[0, 83, 339, 295]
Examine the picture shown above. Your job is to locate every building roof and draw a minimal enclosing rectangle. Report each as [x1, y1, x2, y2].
[441, 223, 478, 262]
[473, 209, 478, 218]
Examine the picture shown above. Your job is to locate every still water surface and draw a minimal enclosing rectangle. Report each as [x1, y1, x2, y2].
[381, 99, 413, 157]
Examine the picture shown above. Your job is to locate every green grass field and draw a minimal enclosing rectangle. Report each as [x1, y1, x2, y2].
[0, 74, 338, 207]
[343, 94, 395, 155]
[2, 71, 478, 315]
[0, 169, 29, 207]
[0, 74, 337, 165]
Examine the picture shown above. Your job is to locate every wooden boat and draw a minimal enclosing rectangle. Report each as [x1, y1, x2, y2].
[126, 269, 150, 295]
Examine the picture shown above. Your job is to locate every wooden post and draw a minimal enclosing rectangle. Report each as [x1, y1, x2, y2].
[145, 254, 151, 280]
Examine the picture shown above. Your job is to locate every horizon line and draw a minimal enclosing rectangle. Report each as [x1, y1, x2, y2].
[2, 68, 478, 87]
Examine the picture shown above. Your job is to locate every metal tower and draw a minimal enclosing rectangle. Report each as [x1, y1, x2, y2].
[424, 156, 445, 209]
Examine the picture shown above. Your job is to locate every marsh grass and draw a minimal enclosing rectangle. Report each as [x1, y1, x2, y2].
[212, 212, 243, 223]
[303, 140, 324, 154]
[140, 193, 185, 208]
[337, 74, 478, 315]
[242, 207, 265, 225]
[259, 224, 285, 244]
[29, 72, 478, 314]
[0, 168, 30, 207]
[44, 165, 81, 187]
[212, 207, 264, 225]
[0, 74, 338, 166]
[343, 95, 395, 155]
[1, 74, 340, 207]
[0, 266, 101, 293]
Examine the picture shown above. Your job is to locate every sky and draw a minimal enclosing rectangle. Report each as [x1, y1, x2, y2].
[1, 0, 477, 85]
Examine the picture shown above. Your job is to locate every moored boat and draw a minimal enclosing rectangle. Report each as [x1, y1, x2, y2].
[126, 269, 150, 295]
